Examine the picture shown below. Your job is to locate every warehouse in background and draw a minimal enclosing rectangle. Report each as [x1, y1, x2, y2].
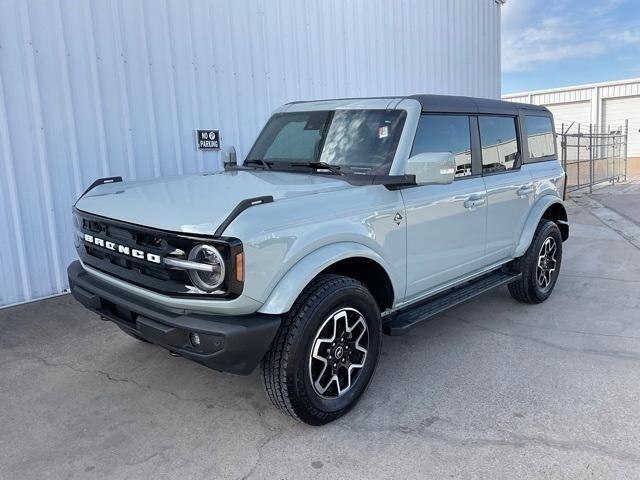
[503, 78, 640, 165]
[0, 0, 503, 308]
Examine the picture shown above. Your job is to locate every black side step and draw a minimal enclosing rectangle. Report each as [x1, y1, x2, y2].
[383, 271, 521, 336]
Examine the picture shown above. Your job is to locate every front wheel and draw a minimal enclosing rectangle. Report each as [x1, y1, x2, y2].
[262, 274, 382, 425]
[508, 219, 563, 304]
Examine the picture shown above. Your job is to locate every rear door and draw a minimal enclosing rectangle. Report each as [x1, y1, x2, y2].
[479, 115, 535, 263]
[402, 114, 488, 301]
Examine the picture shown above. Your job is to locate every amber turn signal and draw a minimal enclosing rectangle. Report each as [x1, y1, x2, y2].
[235, 253, 244, 282]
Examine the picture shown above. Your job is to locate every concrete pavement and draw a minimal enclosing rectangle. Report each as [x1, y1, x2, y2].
[1, 185, 640, 479]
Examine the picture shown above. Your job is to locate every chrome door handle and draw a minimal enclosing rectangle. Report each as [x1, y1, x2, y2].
[464, 195, 486, 209]
[517, 184, 534, 196]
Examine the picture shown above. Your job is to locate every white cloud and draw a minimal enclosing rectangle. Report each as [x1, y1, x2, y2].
[619, 29, 640, 44]
[588, 0, 625, 16]
[503, 17, 605, 72]
[501, 0, 635, 73]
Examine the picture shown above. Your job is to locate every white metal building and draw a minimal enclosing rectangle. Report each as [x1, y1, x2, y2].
[503, 78, 640, 157]
[0, 0, 503, 308]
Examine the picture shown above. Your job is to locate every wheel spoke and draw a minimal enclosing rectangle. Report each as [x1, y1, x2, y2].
[537, 269, 546, 287]
[536, 236, 559, 290]
[315, 373, 338, 395]
[308, 308, 369, 399]
[354, 328, 367, 356]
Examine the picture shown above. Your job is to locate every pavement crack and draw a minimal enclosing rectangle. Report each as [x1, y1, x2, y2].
[458, 319, 640, 362]
[124, 447, 169, 467]
[238, 425, 285, 480]
[561, 272, 640, 284]
[504, 318, 640, 340]
[342, 415, 450, 436]
[341, 417, 640, 465]
[489, 428, 640, 465]
[24, 354, 218, 405]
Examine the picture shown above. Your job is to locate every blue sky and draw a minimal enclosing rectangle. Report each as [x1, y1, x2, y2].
[501, 0, 640, 94]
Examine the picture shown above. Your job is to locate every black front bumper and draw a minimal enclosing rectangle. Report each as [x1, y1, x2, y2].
[67, 261, 280, 375]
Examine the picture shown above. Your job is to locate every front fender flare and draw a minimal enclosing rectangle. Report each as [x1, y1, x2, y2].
[514, 196, 567, 258]
[258, 242, 397, 315]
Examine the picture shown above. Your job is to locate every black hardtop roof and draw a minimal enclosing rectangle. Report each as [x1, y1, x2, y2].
[409, 94, 550, 115]
[285, 94, 551, 116]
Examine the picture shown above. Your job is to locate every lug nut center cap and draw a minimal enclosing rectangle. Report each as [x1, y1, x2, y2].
[334, 346, 344, 360]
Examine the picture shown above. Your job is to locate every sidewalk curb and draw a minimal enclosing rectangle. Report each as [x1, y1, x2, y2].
[572, 196, 640, 250]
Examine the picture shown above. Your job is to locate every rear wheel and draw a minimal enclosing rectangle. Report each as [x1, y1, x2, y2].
[262, 274, 382, 425]
[508, 219, 563, 304]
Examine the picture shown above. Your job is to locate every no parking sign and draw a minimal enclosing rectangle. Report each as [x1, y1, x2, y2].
[196, 130, 220, 150]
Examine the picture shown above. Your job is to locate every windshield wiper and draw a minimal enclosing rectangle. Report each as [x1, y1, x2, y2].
[244, 159, 273, 170]
[290, 161, 343, 175]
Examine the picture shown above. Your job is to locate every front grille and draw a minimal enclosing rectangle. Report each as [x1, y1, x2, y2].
[74, 209, 242, 298]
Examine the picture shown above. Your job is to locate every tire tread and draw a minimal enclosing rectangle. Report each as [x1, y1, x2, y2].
[508, 220, 561, 304]
[262, 274, 377, 424]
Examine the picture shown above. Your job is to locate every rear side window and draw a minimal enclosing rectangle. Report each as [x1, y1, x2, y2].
[411, 115, 472, 177]
[479, 116, 519, 174]
[525, 115, 555, 158]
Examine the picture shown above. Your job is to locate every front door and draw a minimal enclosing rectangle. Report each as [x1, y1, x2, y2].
[401, 114, 488, 301]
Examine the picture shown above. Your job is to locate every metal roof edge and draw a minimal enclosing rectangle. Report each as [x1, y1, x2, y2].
[502, 77, 640, 98]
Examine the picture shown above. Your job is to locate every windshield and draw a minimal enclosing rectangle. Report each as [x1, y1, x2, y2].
[246, 109, 406, 175]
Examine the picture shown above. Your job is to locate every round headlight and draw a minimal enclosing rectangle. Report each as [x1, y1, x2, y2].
[187, 244, 225, 292]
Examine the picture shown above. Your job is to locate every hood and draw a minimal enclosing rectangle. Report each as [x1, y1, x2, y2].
[75, 170, 354, 235]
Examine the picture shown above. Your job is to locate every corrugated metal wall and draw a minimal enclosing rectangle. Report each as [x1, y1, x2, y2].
[0, 0, 501, 308]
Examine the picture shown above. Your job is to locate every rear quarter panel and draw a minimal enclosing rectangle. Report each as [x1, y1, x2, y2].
[526, 160, 566, 200]
[514, 160, 567, 257]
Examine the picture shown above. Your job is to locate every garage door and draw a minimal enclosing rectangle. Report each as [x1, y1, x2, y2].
[602, 96, 640, 157]
[543, 101, 592, 166]
[545, 101, 592, 131]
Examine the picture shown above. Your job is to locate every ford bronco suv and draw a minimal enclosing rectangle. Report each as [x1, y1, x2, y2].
[68, 95, 568, 425]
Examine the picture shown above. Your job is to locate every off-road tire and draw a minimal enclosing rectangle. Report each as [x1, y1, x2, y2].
[508, 219, 563, 304]
[262, 274, 382, 425]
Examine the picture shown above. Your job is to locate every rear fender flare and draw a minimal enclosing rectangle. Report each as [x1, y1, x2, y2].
[514, 196, 567, 258]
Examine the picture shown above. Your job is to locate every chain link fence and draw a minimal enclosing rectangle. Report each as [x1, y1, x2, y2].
[558, 120, 628, 193]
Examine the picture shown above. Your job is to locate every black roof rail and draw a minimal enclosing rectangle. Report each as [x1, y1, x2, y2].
[283, 94, 550, 116]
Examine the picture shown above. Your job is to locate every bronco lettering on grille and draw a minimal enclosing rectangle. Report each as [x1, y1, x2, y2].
[83, 234, 161, 264]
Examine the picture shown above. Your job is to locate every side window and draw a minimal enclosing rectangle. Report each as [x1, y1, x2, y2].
[411, 115, 472, 177]
[525, 115, 555, 158]
[479, 116, 519, 174]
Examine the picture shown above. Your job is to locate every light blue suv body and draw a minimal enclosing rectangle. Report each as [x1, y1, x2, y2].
[68, 95, 568, 424]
